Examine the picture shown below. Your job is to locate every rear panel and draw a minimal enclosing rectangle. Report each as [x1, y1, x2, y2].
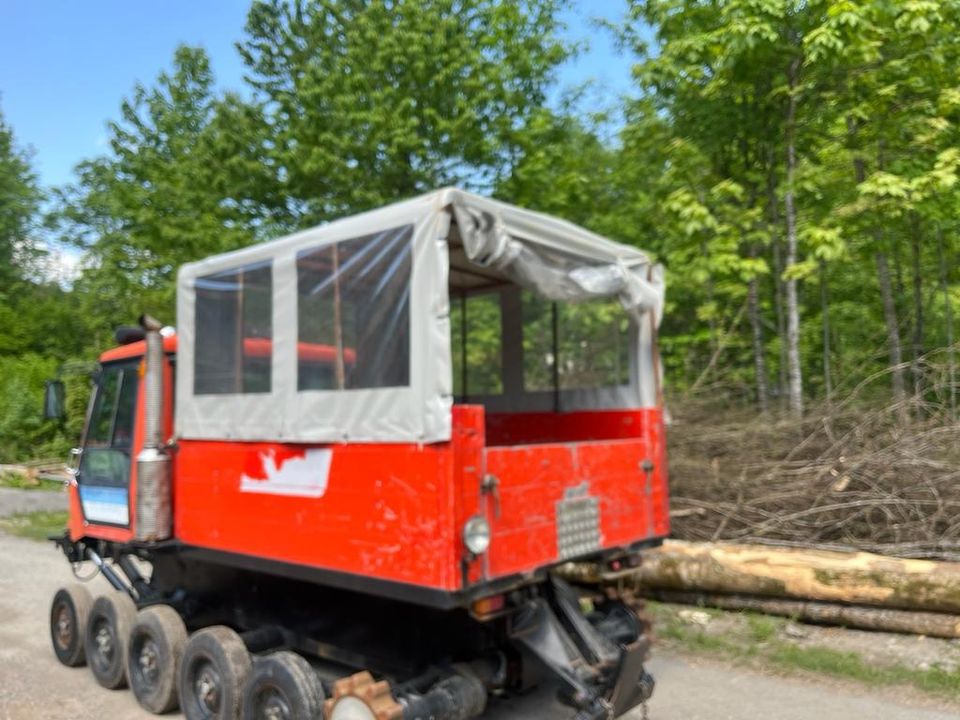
[455, 405, 669, 587]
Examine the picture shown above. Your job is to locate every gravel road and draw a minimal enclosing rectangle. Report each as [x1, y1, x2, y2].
[0, 484, 70, 516]
[0, 489, 957, 720]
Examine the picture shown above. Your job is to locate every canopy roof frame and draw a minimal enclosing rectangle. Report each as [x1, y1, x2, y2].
[175, 188, 665, 444]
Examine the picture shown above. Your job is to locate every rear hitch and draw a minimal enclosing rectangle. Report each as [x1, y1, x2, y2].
[508, 575, 654, 719]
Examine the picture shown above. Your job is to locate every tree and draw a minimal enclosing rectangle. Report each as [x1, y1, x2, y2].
[0, 106, 81, 461]
[621, 0, 808, 408]
[804, 0, 960, 413]
[0, 103, 42, 287]
[55, 46, 256, 338]
[495, 106, 621, 231]
[236, 0, 573, 225]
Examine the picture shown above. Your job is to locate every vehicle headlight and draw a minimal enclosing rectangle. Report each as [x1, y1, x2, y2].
[463, 515, 491, 555]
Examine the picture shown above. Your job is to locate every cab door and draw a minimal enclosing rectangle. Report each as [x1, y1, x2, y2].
[76, 361, 140, 527]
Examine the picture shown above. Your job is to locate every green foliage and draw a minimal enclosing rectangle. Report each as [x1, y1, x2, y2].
[0, 354, 66, 462]
[0, 0, 959, 464]
[236, 0, 573, 224]
[0, 105, 43, 286]
[55, 46, 257, 334]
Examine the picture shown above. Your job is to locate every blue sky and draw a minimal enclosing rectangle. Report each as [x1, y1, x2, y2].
[0, 0, 638, 191]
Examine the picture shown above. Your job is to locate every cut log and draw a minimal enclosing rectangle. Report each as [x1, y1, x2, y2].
[643, 541, 960, 613]
[564, 540, 960, 614]
[650, 590, 960, 639]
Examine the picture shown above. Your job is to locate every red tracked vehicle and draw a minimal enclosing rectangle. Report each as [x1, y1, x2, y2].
[48, 188, 669, 720]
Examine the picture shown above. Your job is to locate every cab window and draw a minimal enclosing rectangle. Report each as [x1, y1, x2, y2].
[79, 363, 139, 488]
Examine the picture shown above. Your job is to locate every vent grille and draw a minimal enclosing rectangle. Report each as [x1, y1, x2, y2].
[556, 488, 601, 560]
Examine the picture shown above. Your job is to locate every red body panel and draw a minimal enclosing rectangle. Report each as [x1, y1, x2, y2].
[172, 405, 669, 593]
[76, 341, 670, 596]
[175, 440, 460, 590]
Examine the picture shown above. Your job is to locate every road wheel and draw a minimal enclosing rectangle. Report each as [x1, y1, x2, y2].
[241, 651, 324, 720]
[85, 591, 138, 689]
[50, 583, 93, 667]
[128, 605, 188, 714]
[179, 626, 252, 720]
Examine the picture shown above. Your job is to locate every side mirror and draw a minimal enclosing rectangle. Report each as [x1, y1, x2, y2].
[43, 380, 66, 421]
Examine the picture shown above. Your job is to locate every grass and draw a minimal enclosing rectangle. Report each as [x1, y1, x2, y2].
[0, 470, 64, 491]
[0, 510, 69, 541]
[745, 613, 780, 643]
[649, 601, 960, 700]
[768, 644, 960, 695]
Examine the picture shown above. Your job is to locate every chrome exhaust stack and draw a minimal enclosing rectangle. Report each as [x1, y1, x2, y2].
[134, 314, 172, 542]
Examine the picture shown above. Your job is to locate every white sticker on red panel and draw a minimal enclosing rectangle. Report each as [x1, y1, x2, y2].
[239, 448, 332, 498]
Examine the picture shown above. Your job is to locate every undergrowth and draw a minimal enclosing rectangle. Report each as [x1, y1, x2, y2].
[0, 510, 69, 541]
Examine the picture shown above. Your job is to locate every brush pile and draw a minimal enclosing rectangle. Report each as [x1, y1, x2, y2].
[667, 389, 960, 561]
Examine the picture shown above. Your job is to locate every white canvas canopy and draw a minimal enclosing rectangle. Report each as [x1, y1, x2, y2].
[175, 188, 665, 443]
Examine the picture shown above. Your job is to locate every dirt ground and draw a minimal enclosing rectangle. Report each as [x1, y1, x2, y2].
[1, 489, 959, 719]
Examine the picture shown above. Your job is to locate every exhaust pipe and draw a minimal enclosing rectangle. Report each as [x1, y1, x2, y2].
[134, 314, 172, 542]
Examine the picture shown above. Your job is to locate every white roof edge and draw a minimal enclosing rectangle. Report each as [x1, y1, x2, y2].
[442, 188, 651, 264]
[179, 187, 652, 279]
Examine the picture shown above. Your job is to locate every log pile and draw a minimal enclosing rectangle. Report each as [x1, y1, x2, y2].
[563, 540, 960, 639]
[634, 541, 960, 613]
[0, 460, 70, 485]
[646, 591, 960, 639]
[611, 381, 960, 636]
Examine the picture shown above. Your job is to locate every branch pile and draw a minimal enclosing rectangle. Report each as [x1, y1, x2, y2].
[667, 393, 960, 560]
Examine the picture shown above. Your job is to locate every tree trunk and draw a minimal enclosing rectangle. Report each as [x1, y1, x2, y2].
[939, 226, 956, 420]
[766, 145, 788, 408]
[876, 251, 908, 412]
[648, 590, 960, 639]
[910, 218, 924, 403]
[783, 57, 804, 418]
[748, 276, 769, 413]
[820, 260, 832, 401]
[616, 540, 960, 614]
[703, 238, 719, 355]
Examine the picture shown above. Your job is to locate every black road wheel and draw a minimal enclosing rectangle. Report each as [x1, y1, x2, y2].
[128, 605, 188, 714]
[241, 651, 324, 720]
[179, 626, 252, 720]
[84, 591, 138, 689]
[50, 583, 93, 667]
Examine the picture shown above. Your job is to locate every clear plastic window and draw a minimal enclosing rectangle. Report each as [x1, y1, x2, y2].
[194, 261, 273, 395]
[87, 367, 122, 445]
[451, 292, 503, 397]
[80, 364, 139, 489]
[297, 225, 412, 390]
[112, 369, 139, 448]
[523, 292, 630, 391]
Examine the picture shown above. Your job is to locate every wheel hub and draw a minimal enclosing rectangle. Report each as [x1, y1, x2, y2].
[95, 623, 114, 659]
[257, 688, 292, 720]
[55, 604, 73, 650]
[138, 639, 160, 685]
[195, 663, 222, 713]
